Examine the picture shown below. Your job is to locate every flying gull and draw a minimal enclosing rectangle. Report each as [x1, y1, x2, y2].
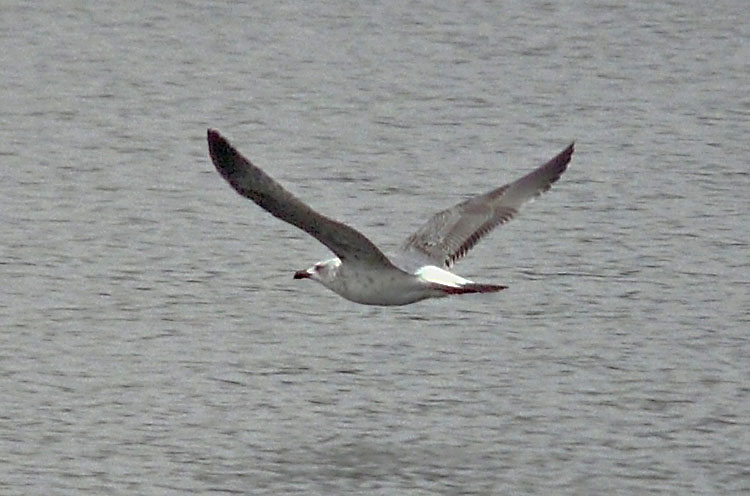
[207, 129, 574, 306]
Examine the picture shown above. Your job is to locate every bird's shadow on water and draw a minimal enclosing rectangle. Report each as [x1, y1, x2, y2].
[261, 436, 486, 492]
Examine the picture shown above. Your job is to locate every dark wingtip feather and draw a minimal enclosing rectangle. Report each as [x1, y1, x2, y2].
[207, 129, 237, 177]
[554, 141, 575, 172]
[542, 141, 575, 188]
[565, 142, 575, 161]
[207, 129, 260, 200]
[560, 142, 575, 169]
[207, 128, 225, 153]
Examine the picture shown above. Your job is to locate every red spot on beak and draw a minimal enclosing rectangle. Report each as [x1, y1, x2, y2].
[294, 270, 311, 279]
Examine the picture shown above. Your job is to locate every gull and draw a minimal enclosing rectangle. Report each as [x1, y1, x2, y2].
[207, 129, 574, 306]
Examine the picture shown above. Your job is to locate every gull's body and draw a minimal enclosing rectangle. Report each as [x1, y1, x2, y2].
[207, 129, 574, 306]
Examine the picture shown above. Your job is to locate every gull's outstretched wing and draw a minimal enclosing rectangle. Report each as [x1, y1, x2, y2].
[399, 142, 574, 268]
[208, 129, 393, 267]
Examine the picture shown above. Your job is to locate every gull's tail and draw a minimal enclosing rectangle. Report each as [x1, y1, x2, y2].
[437, 283, 507, 295]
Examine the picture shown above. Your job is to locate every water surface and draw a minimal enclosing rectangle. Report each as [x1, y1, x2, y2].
[1, 1, 748, 494]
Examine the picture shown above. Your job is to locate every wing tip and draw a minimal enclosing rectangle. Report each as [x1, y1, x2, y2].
[549, 141, 575, 178]
[561, 141, 575, 163]
[207, 128, 228, 156]
[207, 128, 245, 181]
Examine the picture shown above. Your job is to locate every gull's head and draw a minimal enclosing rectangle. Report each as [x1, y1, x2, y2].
[293, 258, 341, 284]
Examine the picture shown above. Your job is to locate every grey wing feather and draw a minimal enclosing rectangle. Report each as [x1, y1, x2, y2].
[208, 129, 393, 267]
[400, 142, 574, 268]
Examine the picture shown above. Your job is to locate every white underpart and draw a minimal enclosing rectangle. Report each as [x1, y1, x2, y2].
[415, 265, 473, 288]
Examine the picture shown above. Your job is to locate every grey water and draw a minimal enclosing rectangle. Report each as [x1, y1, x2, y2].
[1, 1, 748, 494]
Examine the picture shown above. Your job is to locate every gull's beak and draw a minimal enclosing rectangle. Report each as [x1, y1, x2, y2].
[293, 269, 311, 279]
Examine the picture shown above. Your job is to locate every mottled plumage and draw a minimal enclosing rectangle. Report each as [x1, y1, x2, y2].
[207, 129, 574, 306]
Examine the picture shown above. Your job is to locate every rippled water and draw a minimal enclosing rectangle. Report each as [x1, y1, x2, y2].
[1, 1, 748, 494]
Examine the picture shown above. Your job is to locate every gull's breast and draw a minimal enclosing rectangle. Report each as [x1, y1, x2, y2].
[332, 265, 441, 306]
